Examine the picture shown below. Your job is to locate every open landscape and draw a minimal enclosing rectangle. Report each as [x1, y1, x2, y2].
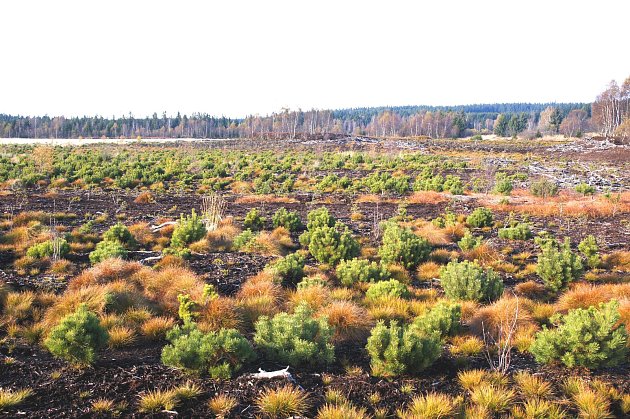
[2, 1, 629, 417]
[0, 129, 629, 417]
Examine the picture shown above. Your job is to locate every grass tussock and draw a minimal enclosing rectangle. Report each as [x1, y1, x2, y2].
[469, 296, 536, 340]
[0, 388, 33, 409]
[317, 300, 372, 342]
[208, 394, 238, 418]
[235, 195, 298, 204]
[317, 402, 369, 419]
[255, 385, 310, 418]
[397, 392, 459, 418]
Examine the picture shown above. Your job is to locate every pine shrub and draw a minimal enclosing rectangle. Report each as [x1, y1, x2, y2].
[530, 179, 559, 198]
[267, 252, 306, 286]
[26, 238, 70, 259]
[244, 208, 265, 232]
[272, 208, 303, 232]
[530, 300, 627, 369]
[103, 222, 136, 248]
[439, 260, 504, 302]
[44, 304, 109, 366]
[307, 222, 360, 265]
[299, 207, 336, 247]
[412, 301, 461, 338]
[365, 279, 410, 300]
[466, 208, 494, 228]
[535, 236, 583, 292]
[253, 303, 335, 367]
[578, 235, 601, 269]
[89, 240, 127, 263]
[335, 258, 390, 286]
[366, 320, 442, 378]
[378, 222, 431, 269]
[170, 209, 207, 249]
[498, 222, 532, 240]
[457, 230, 482, 251]
[161, 323, 256, 378]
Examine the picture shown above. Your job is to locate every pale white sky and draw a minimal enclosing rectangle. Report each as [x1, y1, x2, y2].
[1, 0, 628, 118]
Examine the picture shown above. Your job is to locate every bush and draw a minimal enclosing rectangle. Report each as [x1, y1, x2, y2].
[366, 320, 442, 378]
[439, 260, 504, 302]
[457, 230, 482, 251]
[307, 222, 360, 265]
[103, 222, 136, 248]
[267, 252, 306, 286]
[272, 208, 303, 232]
[575, 183, 595, 196]
[26, 238, 70, 259]
[335, 258, 390, 286]
[493, 173, 513, 195]
[233, 229, 257, 250]
[412, 301, 461, 338]
[466, 208, 494, 228]
[44, 304, 109, 366]
[498, 222, 532, 240]
[171, 210, 207, 249]
[443, 175, 464, 195]
[253, 303, 335, 367]
[530, 179, 559, 198]
[535, 237, 583, 292]
[244, 208, 265, 232]
[530, 300, 627, 369]
[365, 279, 410, 300]
[299, 207, 336, 247]
[89, 240, 127, 264]
[378, 222, 431, 269]
[578, 235, 601, 269]
[161, 323, 256, 378]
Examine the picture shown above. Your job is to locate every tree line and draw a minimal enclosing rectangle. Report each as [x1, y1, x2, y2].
[1, 76, 628, 140]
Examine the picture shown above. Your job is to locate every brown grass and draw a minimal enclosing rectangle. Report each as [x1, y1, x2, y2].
[469, 296, 537, 341]
[317, 300, 373, 342]
[133, 191, 155, 204]
[140, 316, 176, 340]
[198, 297, 242, 332]
[555, 283, 630, 312]
[288, 285, 330, 311]
[417, 261, 441, 281]
[514, 280, 547, 300]
[141, 267, 206, 314]
[462, 243, 502, 265]
[235, 195, 298, 204]
[70, 259, 146, 290]
[128, 223, 156, 247]
[407, 190, 449, 204]
[603, 251, 630, 272]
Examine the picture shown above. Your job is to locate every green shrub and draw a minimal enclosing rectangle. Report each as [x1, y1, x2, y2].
[457, 230, 482, 251]
[272, 208, 303, 232]
[336, 258, 391, 286]
[530, 300, 627, 369]
[177, 293, 199, 322]
[366, 320, 442, 378]
[493, 173, 513, 195]
[161, 323, 256, 378]
[439, 260, 504, 302]
[233, 229, 257, 250]
[466, 208, 494, 228]
[443, 175, 464, 195]
[578, 235, 601, 269]
[412, 301, 461, 338]
[498, 222, 532, 240]
[535, 237, 583, 292]
[103, 222, 136, 248]
[244, 208, 265, 232]
[365, 279, 410, 300]
[44, 304, 109, 366]
[89, 240, 127, 263]
[26, 238, 70, 259]
[307, 222, 360, 265]
[253, 303, 335, 367]
[296, 275, 327, 290]
[575, 182, 595, 196]
[378, 222, 431, 269]
[267, 252, 306, 286]
[432, 212, 457, 228]
[530, 179, 559, 198]
[171, 210, 207, 249]
[299, 207, 336, 247]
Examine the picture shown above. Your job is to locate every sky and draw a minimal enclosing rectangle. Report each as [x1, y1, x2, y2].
[1, 0, 629, 118]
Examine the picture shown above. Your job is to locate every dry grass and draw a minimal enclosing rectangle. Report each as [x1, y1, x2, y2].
[288, 285, 330, 311]
[469, 384, 515, 413]
[70, 259, 146, 290]
[91, 398, 116, 413]
[450, 335, 484, 357]
[3, 291, 35, 322]
[397, 392, 458, 419]
[317, 300, 372, 342]
[128, 222, 156, 247]
[603, 251, 630, 272]
[256, 385, 310, 418]
[462, 243, 502, 265]
[133, 191, 155, 204]
[555, 283, 630, 314]
[511, 398, 567, 419]
[573, 387, 612, 419]
[140, 316, 175, 340]
[514, 280, 547, 299]
[469, 296, 536, 341]
[198, 297, 242, 332]
[366, 296, 412, 322]
[407, 191, 449, 204]
[205, 218, 240, 251]
[138, 388, 178, 412]
[235, 195, 298, 204]
[108, 326, 136, 348]
[208, 394, 238, 418]
[513, 371, 552, 399]
[458, 369, 487, 392]
[0, 387, 33, 409]
[253, 227, 296, 256]
[141, 267, 205, 314]
[317, 402, 369, 419]
[415, 260, 441, 281]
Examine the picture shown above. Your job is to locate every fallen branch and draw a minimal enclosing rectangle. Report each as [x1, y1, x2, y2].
[150, 221, 177, 232]
[247, 366, 292, 380]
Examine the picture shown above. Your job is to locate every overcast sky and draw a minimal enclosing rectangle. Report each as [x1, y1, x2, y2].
[1, 0, 628, 118]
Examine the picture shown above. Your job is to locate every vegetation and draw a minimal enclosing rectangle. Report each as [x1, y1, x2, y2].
[439, 260, 504, 302]
[466, 208, 494, 228]
[335, 258, 390, 286]
[530, 300, 628, 369]
[536, 236, 583, 292]
[378, 222, 431, 269]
